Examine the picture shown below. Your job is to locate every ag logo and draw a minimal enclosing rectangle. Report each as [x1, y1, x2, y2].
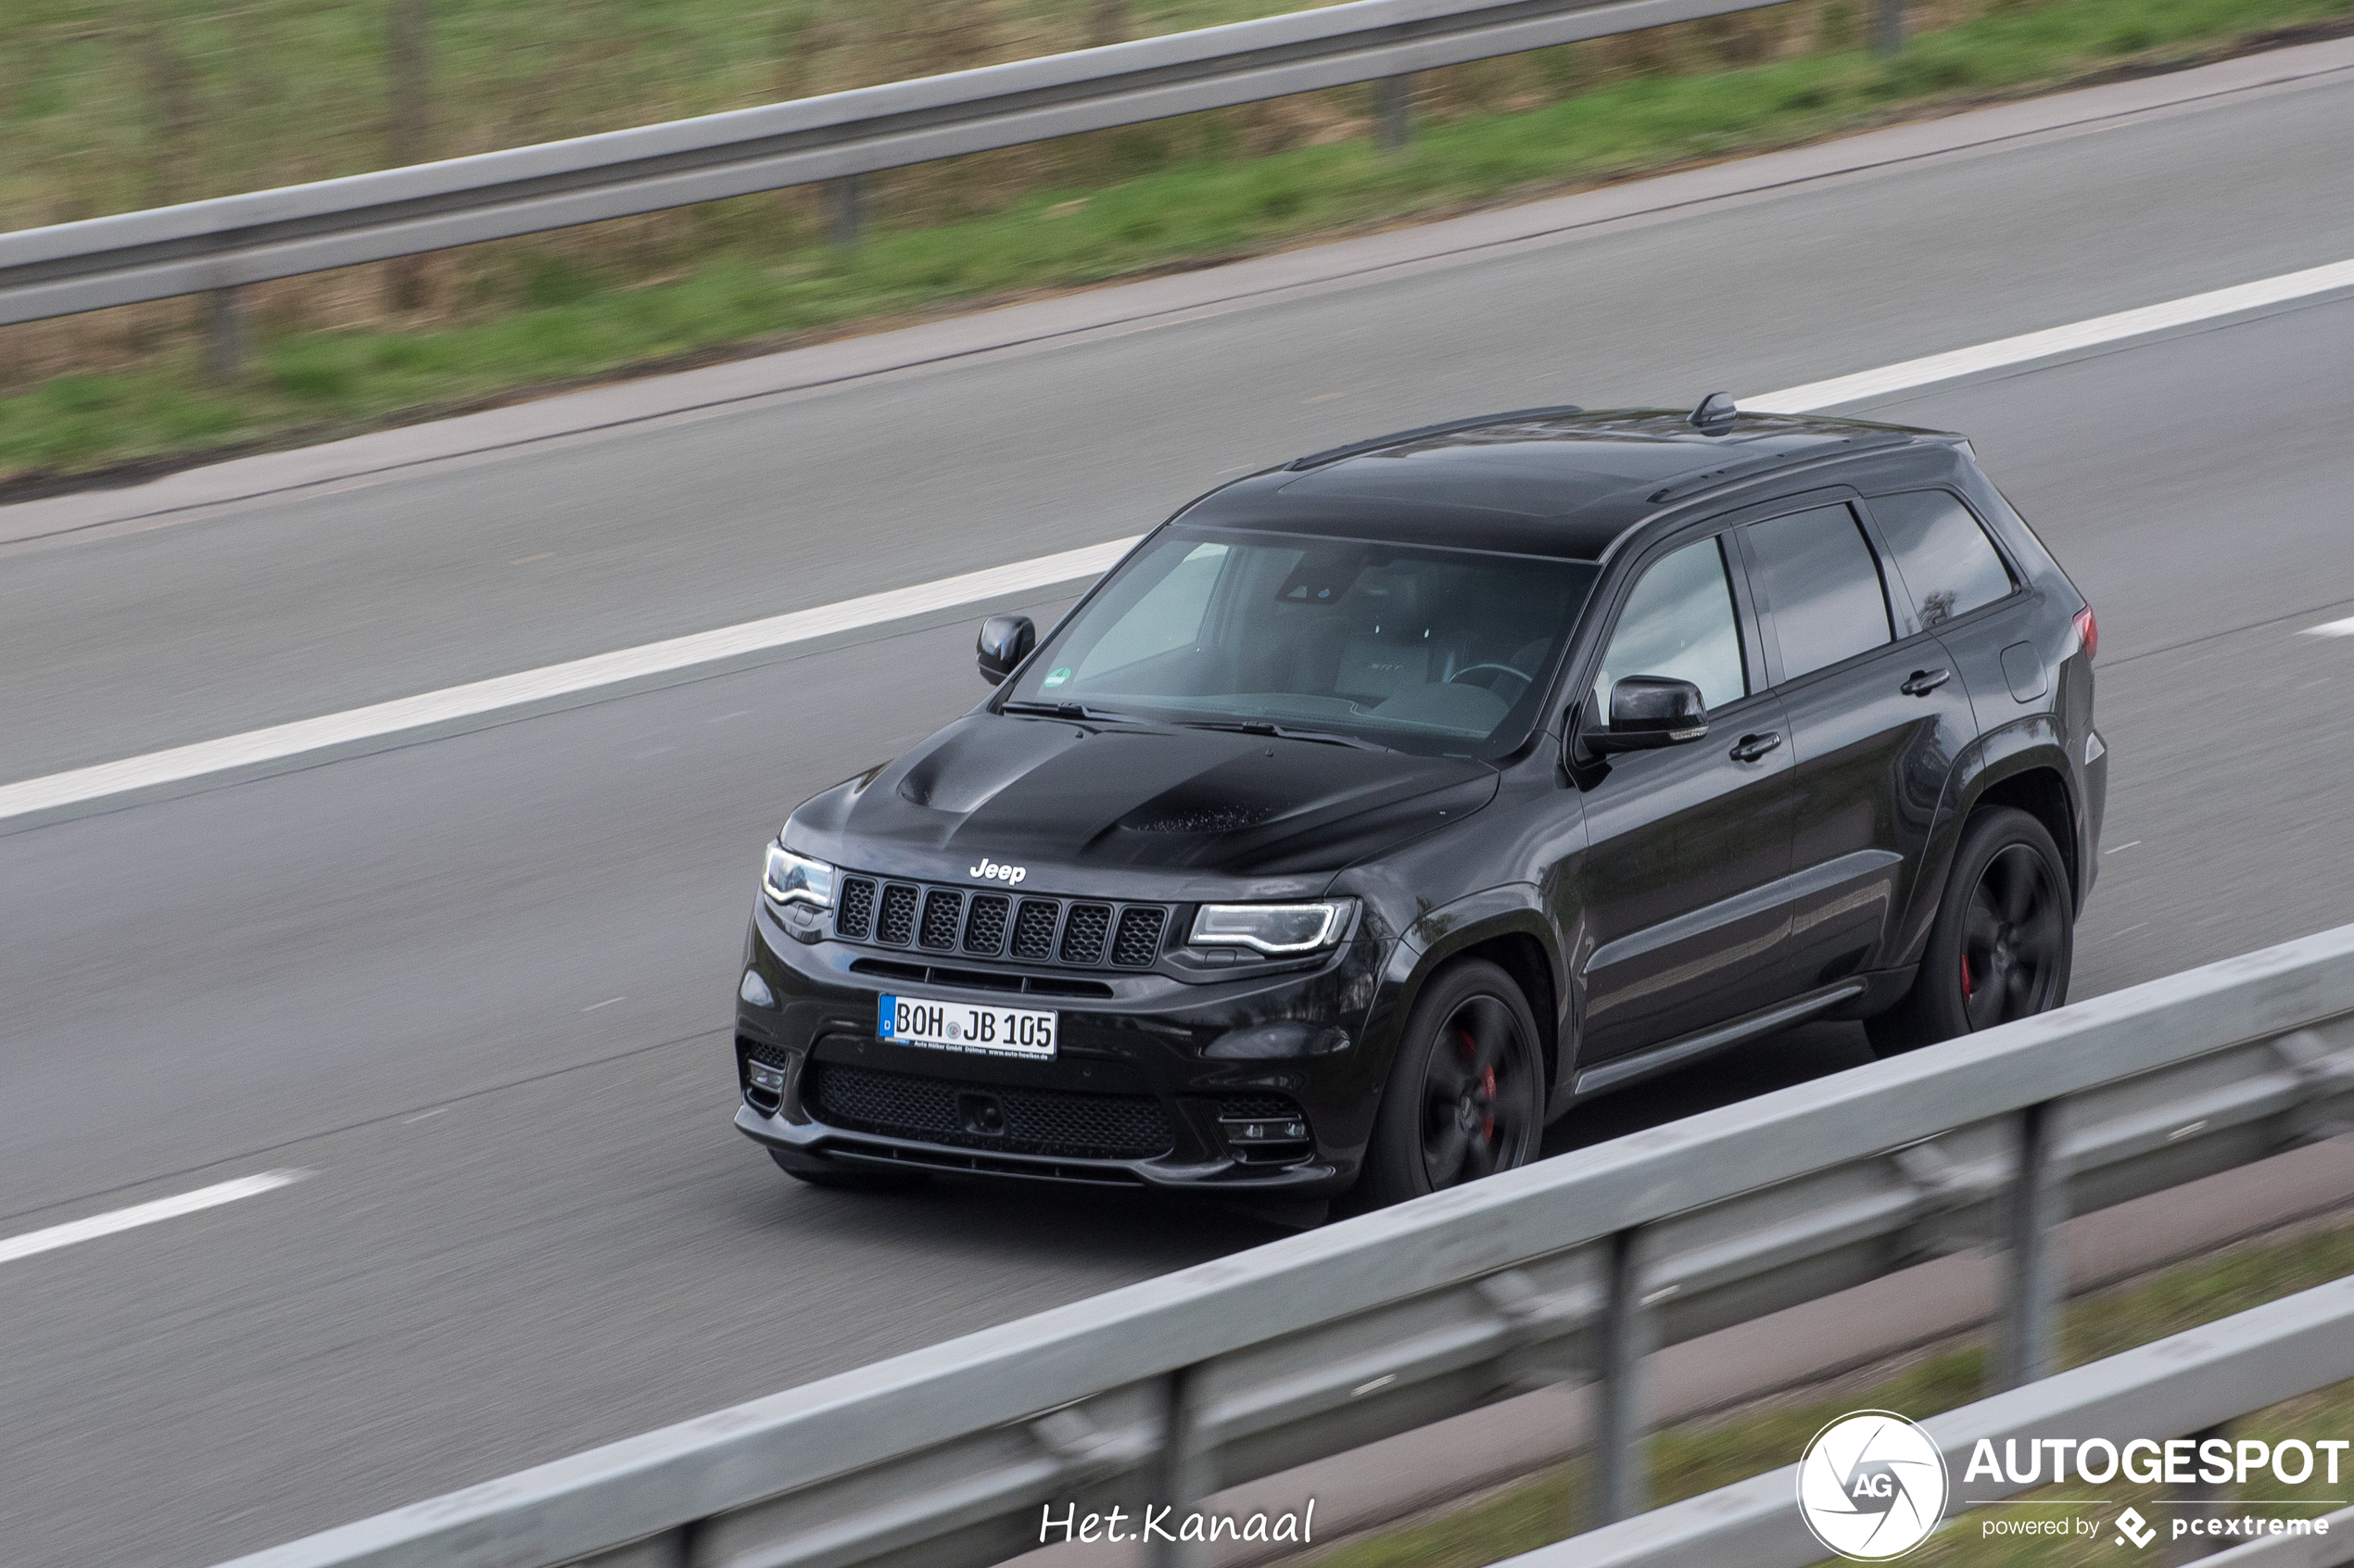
[1796, 1410, 1949, 1561]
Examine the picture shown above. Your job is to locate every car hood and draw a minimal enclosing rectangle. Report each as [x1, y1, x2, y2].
[791, 714, 1500, 897]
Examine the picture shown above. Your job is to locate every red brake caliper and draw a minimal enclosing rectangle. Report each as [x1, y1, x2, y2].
[1961, 955, 1975, 998]
[1481, 1065, 1497, 1139]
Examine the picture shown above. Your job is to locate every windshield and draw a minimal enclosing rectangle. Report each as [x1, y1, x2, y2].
[1002, 527, 1601, 757]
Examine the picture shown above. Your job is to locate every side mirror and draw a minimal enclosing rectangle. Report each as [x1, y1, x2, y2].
[1593, 676, 1708, 752]
[976, 613, 1035, 686]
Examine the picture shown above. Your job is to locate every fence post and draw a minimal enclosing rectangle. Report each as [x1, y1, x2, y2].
[386, 0, 434, 311]
[1376, 74, 1414, 151]
[1874, 0, 1905, 55]
[1150, 1362, 1212, 1568]
[1592, 1226, 1654, 1525]
[828, 174, 865, 247]
[201, 286, 248, 383]
[1992, 1099, 2068, 1391]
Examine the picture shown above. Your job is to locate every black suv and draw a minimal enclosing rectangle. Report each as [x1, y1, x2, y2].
[732, 403, 2104, 1205]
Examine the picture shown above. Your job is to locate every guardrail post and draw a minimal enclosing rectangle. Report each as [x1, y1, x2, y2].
[1151, 1362, 1212, 1568]
[1874, 0, 1906, 56]
[1992, 1098, 2068, 1391]
[1376, 75, 1414, 151]
[828, 175, 864, 247]
[201, 286, 247, 383]
[2170, 1422, 2232, 1562]
[1593, 1225, 1655, 1525]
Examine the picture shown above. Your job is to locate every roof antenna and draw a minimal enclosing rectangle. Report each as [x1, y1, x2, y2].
[1690, 391, 1738, 433]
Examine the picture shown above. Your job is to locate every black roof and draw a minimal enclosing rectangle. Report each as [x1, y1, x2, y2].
[1177, 409, 1946, 561]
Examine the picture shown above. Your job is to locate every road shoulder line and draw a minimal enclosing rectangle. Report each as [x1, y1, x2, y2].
[10, 244, 2354, 834]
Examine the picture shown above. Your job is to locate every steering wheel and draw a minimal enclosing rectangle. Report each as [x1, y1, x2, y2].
[1448, 663, 1534, 703]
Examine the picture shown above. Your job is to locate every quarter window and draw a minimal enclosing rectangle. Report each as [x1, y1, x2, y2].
[1741, 504, 1892, 681]
[1594, 536, 1746, 714]
[1869, 490, 2015, 627]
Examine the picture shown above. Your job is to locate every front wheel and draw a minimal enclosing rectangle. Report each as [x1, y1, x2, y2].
[1357, 958, 1546, 1208]
[1867, 805, 2073, 1057]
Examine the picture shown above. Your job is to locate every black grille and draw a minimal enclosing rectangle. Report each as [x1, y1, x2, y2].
[919, 889, 962, 950]
[830, 872, 1172, 972]
[1218, 1093, 1298, 1120]
[877, 884, 918, 946]
[1113, 906, 1167, 967]
[805, 1061, 1173, 1159]
[836, 878, 875, 941]
[1061, 904, 1112, 965]
[1012, 899, 1060, 959]
[963, 894, 1009, 955]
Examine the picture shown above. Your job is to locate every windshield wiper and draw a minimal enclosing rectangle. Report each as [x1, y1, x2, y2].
[1172, 719, 1388, 752]
[999, 700, 1142, 723]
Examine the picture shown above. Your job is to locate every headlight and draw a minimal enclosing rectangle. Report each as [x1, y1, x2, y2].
[762, 841, 836, 909]
[1189, 899, 1353, 955]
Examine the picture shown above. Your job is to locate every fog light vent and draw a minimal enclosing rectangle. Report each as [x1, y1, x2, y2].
[1218, 1095, 1311, 1166]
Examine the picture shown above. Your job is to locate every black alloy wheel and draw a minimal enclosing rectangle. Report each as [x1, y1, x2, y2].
[1867, 804, 2074, 1056]
[1959, 843, 2067, 1031]
[1359, 958, 1545, 1207]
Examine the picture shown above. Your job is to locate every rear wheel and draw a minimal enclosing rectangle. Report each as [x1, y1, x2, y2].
[1358, 959, 1545, 1208]
[1867, 805, 2072, 1057]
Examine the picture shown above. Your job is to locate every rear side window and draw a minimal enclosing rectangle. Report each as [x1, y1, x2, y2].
[1869, 490, 2015, 627]
[1740, 503, 1892, 681]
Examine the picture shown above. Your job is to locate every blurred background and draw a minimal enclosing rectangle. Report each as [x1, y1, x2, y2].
[6, 0, 2342, 491]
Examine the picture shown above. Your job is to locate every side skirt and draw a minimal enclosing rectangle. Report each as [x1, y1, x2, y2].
[1569, 979, 1869, 1099]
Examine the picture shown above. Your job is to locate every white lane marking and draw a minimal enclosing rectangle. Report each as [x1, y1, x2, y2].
[401, 1107, 449, 1124]
[7, 257, 2353, 829]
[0, 1170, 306, 1267]
[1746, 257, 2354, 412]
[2302, 615, 2354, 638]
[582, 995, 626, 1011]
[2105, 840, 2141, 854]
[0, 537, 1133, 828]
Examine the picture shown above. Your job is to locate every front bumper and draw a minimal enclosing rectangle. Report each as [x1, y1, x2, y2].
[731, 901, 1390, 1196]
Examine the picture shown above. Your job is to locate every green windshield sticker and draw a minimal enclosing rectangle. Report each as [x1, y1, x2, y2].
[1042, 667, 1071, 688]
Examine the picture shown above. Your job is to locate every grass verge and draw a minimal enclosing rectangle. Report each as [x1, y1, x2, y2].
[1297, 1214, 2354, 1568]
[4, 0, 2352, 489]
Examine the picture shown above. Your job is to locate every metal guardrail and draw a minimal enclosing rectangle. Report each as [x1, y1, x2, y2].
[2, 0, 1807, 330]
[1517, 1274, 2354, 1566]
[215, 922, 2354, 1568]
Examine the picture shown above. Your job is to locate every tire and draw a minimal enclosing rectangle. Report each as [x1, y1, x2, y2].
[1866, 805, 2073, 1057]
[1357, 958, 1547, 1208]
[768, 1148, 929, 1193]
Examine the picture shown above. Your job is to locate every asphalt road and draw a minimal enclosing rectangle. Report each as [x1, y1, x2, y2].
[5, 56, 2354, 1568]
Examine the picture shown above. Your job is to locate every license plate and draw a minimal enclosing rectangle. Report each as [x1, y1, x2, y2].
[878, 994, 1057, 1059]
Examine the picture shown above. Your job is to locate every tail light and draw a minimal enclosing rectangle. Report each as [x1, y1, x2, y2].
[2073, 605, 2098, 663]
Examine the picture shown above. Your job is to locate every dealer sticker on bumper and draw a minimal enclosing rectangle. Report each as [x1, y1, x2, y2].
[879, 994, 1057, 1059]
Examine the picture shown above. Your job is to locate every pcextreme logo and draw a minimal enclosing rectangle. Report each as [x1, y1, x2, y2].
[1797, 1411, 1952, 1561]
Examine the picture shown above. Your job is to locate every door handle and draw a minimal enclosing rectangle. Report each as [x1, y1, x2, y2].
[1728, 731, 1782, 763]
[1901, 668, 1952, 696]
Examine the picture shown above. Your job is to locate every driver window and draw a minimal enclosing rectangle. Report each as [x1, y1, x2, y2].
[1593, 537, 1746, 716]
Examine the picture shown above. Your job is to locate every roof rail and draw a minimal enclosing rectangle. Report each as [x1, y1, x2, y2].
[1285, 404, 1586, 471]
[1645, 429, 1913, 505]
